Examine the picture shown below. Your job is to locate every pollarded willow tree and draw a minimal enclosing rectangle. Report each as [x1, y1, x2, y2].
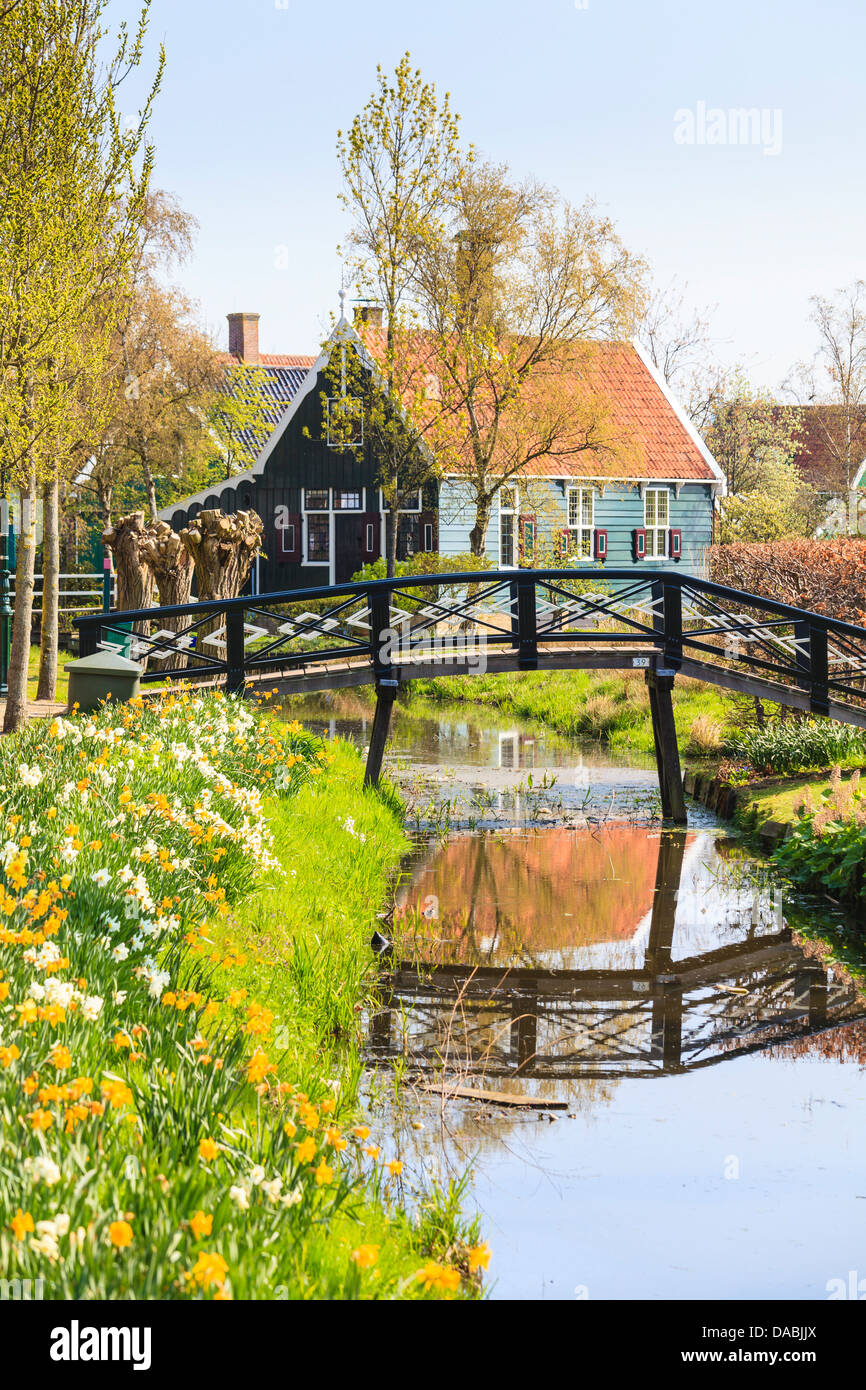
[337, 52, 464, 575]
[0, 0, 163, 726]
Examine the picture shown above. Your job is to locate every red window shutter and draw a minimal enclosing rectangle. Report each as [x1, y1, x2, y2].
[669, 528, 682, 560]
[518, 513, 537, 564]
[632, 527, 646, 561]
[362, 512, 381, 561]
[594, 529, 608, 561]
[277, 512, 302, 563]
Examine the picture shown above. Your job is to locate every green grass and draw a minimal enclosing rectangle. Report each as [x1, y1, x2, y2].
[736, 772, 846, 826]
[405, 668, 731, 759]
[23, 644, 69, 706]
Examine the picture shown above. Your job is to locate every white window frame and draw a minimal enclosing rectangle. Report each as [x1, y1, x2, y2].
[567, 486, 595, 558]
[498, 486, 519, 568]
[644, 486, 670, 559]
[303, 511, 331, 569]
[332, 488, 365, 512]
[379, 489, 422, 513]
[303, 487, 330, 512]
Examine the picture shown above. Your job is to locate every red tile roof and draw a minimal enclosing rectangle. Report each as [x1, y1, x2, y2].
[585, 343, 716, 482]
[219, 353, 316, 369]
[359, 329, 717, 483]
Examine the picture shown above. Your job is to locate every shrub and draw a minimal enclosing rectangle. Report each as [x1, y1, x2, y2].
[774, 767, 866, 904]
[722, 719, 866, 776]
[686, 714, 724, 757]
[575, 694, 622, 739]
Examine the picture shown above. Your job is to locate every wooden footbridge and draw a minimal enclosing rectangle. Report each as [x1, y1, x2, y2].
[77, 568, 866, 826]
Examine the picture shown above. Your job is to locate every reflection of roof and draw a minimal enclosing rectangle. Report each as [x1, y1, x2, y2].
[398, 824, 692, 962]
[359, 327, 722, 484]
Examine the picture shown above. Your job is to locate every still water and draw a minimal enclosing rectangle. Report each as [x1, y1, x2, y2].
[296, 694, 866, 1300]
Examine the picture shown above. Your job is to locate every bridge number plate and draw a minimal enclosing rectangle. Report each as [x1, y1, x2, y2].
[632, 656, 650, 669]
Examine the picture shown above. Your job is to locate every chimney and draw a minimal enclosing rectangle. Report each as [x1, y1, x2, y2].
[353, 304, 384, 329]
[227, 312, 261, 363]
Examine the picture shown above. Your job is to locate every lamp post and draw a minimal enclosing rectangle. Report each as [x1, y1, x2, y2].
[0, 500, 12, 697]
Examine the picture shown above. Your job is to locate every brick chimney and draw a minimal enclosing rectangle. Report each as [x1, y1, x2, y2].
[227, 312, 261, 363]
[353, 304, 384, 329]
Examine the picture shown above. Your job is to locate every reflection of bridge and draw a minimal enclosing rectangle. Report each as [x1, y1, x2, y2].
[77, 568, 866, 825]
[368, 834, 866, 1081]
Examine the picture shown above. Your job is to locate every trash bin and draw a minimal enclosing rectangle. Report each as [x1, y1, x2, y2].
[65, 650, 142, 714]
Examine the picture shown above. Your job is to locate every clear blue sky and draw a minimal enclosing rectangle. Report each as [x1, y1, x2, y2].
[110, 0, 866, 392]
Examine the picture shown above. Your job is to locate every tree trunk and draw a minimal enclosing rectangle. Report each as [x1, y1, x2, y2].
[180, 510, 263, 673]
[36, 475, 60, 700]
[180, 509, 263, 601]
[469, 501, 491, 558]
[102, 512, 155, 667]
[102, 511, 155, 614]
[4, 478, 38, 731]
[96, 477, 113, 532]
[386, 508, 399, 578]
[139, 520, 193, 671]
[140, 449, 158, 523]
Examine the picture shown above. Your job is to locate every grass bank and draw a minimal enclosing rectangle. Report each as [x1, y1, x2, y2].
[405, 668, 729, 759]
[0, 690, 485, 1299]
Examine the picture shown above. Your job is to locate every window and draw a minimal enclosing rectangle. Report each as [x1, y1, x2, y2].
[644, 488, 670, 557]
[333, 490, 362, 510]
[567, 487, 595, 557]
[306, 514, 330, 563]
[396, 515, 420, 558]
[304, 489, 329, 510]
[499, 487, 518, 566]
[379, 489, 421, 512]
[326, 397, 363, 449]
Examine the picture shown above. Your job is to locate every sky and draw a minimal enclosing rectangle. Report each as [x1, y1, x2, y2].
[109, 0, 866, 394]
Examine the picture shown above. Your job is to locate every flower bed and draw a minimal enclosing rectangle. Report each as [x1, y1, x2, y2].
[0, 690, 484, 1299]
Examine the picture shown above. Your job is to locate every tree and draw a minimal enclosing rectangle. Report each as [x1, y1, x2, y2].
[180, 509, 263, 601]
[640, 277, 723, 435]
[102, 510, 153, 614]
[337, 53, 462, 574]
[705, 372, 803, 496]
[717, 456, 822, 543]
[81, 193, 280, 531]
[415, 161, 647, 556]
[786, 281, 866, 495]
[0, 0, 162, 726]
[138, 518, 192, 669]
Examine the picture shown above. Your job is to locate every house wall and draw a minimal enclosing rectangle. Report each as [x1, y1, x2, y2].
[439, 477, 714, 574]
[165, 370, 435, 593]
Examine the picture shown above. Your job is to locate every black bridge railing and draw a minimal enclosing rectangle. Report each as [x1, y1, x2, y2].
[75, 568, 866, 725]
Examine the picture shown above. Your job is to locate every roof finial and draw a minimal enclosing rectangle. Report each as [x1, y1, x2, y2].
[338, 283, 347, 325]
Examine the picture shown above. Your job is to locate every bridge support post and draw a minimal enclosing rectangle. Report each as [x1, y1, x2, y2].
[364, 680, 398, 788]
[646, 670, 687, 826]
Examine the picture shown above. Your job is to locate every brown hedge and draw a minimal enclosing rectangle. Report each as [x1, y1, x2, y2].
[707, 539, 866, 626]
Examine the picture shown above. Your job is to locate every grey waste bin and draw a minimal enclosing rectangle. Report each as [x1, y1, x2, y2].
[65, 650, 142, 714]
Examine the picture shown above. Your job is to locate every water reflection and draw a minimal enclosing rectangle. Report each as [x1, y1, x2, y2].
[371, 828, 866, 1082]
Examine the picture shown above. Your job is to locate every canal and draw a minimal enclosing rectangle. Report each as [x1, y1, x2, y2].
[295, 693, 866, 1301]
